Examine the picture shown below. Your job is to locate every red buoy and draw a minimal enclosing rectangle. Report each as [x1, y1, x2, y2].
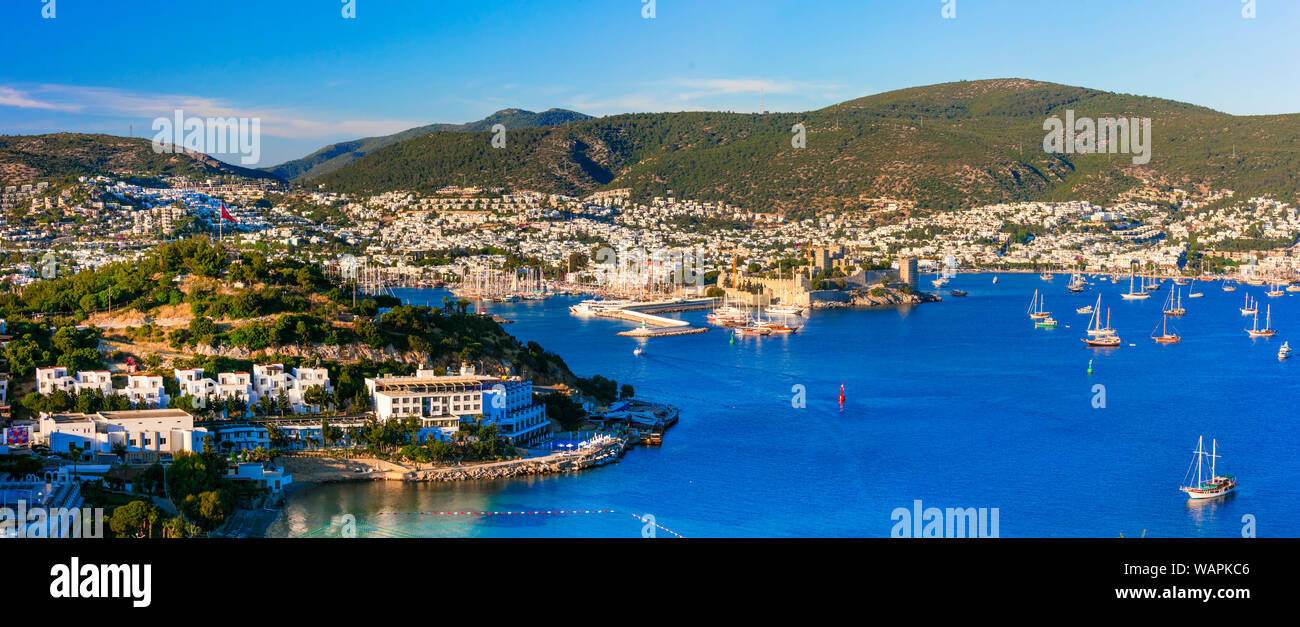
[838, 383, 845, 407]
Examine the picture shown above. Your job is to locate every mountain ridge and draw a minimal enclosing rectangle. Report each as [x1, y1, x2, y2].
[261, 108, 593, 181]
[312, 79, 1300, 214]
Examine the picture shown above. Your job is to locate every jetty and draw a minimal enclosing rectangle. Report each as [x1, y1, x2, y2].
[596, 299, 711, 337]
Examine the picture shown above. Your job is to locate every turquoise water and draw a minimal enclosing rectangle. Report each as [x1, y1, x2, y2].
[267, 274, 1299, 538]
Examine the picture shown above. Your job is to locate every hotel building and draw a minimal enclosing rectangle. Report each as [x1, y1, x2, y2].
[366, 364, 549, 446]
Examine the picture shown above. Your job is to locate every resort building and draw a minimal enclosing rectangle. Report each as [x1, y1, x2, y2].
[34, 408, 207, 460]
[35, 367, 112, 396]
[209, 423, 270, 452]
[169, 366, 329, 414]
[122, 374, 168, 408]
[32, 368, 168, 408]
[252, 363, 332, 414]
[226, 462, 293, 493]
[366, 364, 550, 445]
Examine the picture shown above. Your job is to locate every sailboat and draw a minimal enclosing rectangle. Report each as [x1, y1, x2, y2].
[1039, 272, 1054, 281]
[1151, 314, 1181, 344]
[1027, 290, 1050, 320]
[767, 268, 807, 316]
[1162, 288, 1185, 317]
[1239, 294, 1257, 316]
[1187, 279, 1204, 299]
[1083, 299, 1121, 346]
[1266, 283, 1285, 298]
[1222, 280, 1238, 292]
[1067, 273, 1086, 292]
[1120, 275, 1150, 300]
[1246, 304, 1277, 337]
[1180, 436, 1237, 500]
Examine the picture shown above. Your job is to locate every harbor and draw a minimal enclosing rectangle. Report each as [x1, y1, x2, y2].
[270, 277, 1298, 538]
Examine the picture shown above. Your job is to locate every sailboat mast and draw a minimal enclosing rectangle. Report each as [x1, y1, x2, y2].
[1211, 439, 1217, 479]
[1196, 436, 1204, 487]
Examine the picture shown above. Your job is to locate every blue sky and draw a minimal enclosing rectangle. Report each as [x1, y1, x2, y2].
[1, 0, 1296, 166]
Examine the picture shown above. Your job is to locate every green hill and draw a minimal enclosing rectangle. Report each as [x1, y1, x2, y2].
[314, 79, 1300, 213]
[0, 133, 281, 184]
[262, 108, 593, 181]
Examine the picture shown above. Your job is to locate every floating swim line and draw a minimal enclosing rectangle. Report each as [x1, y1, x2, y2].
[359, 509, 686, 538]
[373, 509, 617, 516]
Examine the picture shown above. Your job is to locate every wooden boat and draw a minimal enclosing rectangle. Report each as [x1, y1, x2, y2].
[1151, 314, 1181, 344]
[1027, 290, 1050, 319]
[1246, 304, 1277, 337]
[1120, 275, 1151, 300]
[1162, 288, 1185, 317]
[1180, 436, 1236, 500]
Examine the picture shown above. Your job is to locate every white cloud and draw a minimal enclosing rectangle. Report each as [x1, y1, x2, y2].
[0, 87, 83, 112]
[566, 77, 843, 114]
[0, 83, 421, 139]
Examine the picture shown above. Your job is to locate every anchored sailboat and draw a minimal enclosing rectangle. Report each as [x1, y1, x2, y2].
[1239, 294, 1257, 316]
[1162, 288, 1185, 317]
[1083, 298, 1121, 346]
[1246, 304, 1277, 337]
[1180, 436, 1236, 500]
[1027, 290, 1050, 320]
[1120, 275, 1151, 300]
[1151, 314, 1181, 344]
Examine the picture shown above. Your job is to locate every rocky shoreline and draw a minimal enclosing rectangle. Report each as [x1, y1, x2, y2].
[402, 436, 629, 481]
[283, 435, 631, 484]
[812, 287, 941, 308]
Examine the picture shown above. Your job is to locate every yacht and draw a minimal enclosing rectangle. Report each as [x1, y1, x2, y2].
[1151, 314, 1181, 344]
[1239, 294, 1258, 316]
[1246, 304, 1277, 338]
[1279, 341, 1291, 360]
[1027, 290, 1050, 319]
[1162, 288, 1185, 317]
[1120, 275, 1151, 300]
[1179, 437, 1236, 500]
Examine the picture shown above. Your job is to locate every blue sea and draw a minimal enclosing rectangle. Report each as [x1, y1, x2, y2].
[266, 274, 1299, 538]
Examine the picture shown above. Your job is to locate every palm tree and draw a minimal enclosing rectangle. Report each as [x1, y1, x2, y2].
[68, 443, 85, 478]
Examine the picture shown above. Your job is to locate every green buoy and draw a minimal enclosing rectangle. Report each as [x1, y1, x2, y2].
[1087, 359, 1093, 375]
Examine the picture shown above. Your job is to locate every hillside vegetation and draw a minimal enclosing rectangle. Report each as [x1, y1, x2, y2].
[314, 79, 1300, 214]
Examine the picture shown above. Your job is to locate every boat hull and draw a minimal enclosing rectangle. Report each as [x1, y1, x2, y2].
[1182, 485, 1236, 500]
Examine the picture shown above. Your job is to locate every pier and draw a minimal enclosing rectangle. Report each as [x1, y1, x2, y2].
[596, 299, 712, 337]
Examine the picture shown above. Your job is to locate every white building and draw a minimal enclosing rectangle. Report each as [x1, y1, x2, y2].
[366, 364, 549, 446]
[33, 368, 167, 408]
[35, 367, 112, 396]
[226, 462, 293, 493]
[36, 409, 207, 458]
[252, 363, 332, 413]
